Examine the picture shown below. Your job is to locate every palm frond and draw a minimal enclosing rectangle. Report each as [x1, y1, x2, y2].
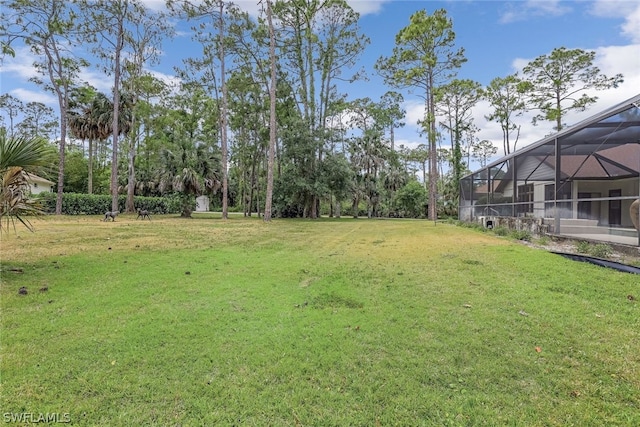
[0, 133, 51, 171]
[0, 167, 43, 233]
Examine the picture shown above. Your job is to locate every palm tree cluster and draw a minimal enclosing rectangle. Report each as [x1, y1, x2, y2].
[67, 90, 112, 194]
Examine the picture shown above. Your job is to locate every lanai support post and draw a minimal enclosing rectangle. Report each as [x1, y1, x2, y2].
[470, 173, 475, 223]
[511, 159, 517, 218]
[554, 138, 561, 235]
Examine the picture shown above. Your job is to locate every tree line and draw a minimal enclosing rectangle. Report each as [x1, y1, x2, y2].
[0, 0, 622, 221]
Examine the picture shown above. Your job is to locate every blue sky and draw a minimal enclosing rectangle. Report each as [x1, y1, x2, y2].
[2, 0, 639, 170]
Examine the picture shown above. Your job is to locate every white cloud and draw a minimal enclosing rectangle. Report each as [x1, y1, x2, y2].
[141, 0, 391, 18]
[234, 0, 391, 17]
[594, 44, 640, 82]
[393, 137, 423, 151]
[524, 0, 570, 15]
[147, 69, 183, 89]
[139, 0, 167, 11]
[347, 0, 389, 16]
[590, 1, 640, 43]
[9, 88, 57, 105]
[403, 99, 425, 127]
[76, 69, 112, 94]
[1, 46, 40, 80]
[511, 57, 530, 73]
[589, 0, 639, 18]
[233, 1, 263, 17]
[499, 0, 571, 24]
[621, 4, 640, 43]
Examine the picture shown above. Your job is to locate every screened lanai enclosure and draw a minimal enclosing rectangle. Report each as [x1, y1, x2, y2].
[460, 94, 640, 247]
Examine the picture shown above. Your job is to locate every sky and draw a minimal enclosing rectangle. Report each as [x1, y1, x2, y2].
[2, 0, 639, 171]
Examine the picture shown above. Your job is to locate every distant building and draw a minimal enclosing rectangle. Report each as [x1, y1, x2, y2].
[25, 173, 55, 195]
[196, 195, 210, 212]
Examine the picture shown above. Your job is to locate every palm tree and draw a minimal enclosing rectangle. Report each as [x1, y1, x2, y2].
[381, 162, 408, 216]
[68, 90, 115, 194]
[0, 131, 53, 232]
[350, 131, 387, 217]
[157, 132, 221, 218]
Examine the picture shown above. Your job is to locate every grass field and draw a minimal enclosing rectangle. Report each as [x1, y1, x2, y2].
[1, 214, 639, 426]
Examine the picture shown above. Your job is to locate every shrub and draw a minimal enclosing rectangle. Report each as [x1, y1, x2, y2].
[590, 243, 613, 259]
[510, 229, 532, 241]
[37, 193, 181, 215]
[458, 221, 485, 231]
[492, 226, 509, 236]
[394, 181, 427, 218]
[537, 236, 550, 246]
[575, 240, 591, 254]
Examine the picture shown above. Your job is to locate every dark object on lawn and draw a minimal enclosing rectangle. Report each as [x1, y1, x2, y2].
[18, 287, 27, 295]
[39, 286, 48, 292]
[136, 209, 151, 220]
[103, 211, 119, 221]
[552, 251, 640, 275]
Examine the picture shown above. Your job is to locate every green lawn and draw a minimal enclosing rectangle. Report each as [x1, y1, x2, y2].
[1, 215, 639, 426]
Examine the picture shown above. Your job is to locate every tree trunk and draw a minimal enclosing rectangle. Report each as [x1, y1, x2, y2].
[242, 173, 248, 216]
[329, 195, 334, 218]
[427, 75, 438, 221]
[110, 16, 124, 213]
[126, 137, 136, 212]
[390, 126, 395, 151]
[55, 115, 66, 215]
[263, 0, 276, 222]
[219, 2, 229, 220]
[126, 110, 137, 212]
[88, 138, 94, 194]
[248, 149, 258, 216]
[352, 195, 359, 219]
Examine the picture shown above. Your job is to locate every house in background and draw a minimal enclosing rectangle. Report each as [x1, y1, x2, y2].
[25, 173, 55, 195]
[460, 94, 640, 247]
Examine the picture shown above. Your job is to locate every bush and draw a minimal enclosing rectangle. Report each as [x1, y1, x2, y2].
[575, 240, 591, 254]
[509, 229, 532, 241]
[394, 181, 427, 218]
[37, 193, 181, 215]
[537, 236, 550, 246]
[590, 243, 613, 259]
[493, 226, 509, 236]
[457, 221, 487, 232]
